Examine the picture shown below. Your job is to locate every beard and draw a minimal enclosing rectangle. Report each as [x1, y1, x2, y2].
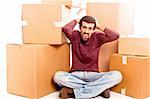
[81, 33, 89, 43]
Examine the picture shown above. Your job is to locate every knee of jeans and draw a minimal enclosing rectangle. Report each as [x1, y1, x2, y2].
[111, 71, 123, 84]
[53, 71, 66, 84]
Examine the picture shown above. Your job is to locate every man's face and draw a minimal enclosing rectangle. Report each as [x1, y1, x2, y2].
[80, 21, 95, 42]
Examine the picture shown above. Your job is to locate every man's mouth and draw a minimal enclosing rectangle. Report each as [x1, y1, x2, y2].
[82, 33, 89, 42]
[83, 33, 89, 35]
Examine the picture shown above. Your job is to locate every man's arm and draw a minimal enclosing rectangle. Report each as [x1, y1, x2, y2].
[97, 27, 119, 44]
[62, 20, 77, 41]
[95, 20, 119, 44]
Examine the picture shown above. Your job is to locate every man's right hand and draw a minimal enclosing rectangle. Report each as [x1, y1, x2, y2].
[94, 17, 105, 32]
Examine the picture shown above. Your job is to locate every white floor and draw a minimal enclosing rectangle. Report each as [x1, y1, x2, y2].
[0, 89, 134, 99]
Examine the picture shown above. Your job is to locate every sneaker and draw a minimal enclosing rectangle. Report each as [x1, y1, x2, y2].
[59, 87, 75, 99]
[99, 89, 110, 98]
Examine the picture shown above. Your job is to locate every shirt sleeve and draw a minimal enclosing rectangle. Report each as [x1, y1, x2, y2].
[62, 20, 77, 42]
[96, 28, 120, 45]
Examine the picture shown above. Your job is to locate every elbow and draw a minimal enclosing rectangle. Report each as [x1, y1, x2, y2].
[113, 34, 120, 41]
[62, 27, 66, 32]
[110, 33, 120, 41]
[113, 31, 120, 40]
[116, 34, 120, 40]
[62, 27, 69, 33]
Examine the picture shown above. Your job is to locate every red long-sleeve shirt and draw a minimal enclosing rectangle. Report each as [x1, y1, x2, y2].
[62, 20, 119, 72]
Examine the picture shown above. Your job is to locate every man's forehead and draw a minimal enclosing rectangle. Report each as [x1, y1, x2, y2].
[82, 21, 95, 27]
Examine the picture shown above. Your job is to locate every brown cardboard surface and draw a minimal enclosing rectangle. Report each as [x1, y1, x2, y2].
[98, 40, 118, 72]
[7, 43, 70, 98]
[22, 3, 66, 45]
[87, 3, 119, 31]
[110, 54, 150, 99]
[118, 37, 150, 56]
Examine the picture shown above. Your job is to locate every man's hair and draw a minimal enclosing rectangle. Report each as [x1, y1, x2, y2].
[79, 16, 96, 29]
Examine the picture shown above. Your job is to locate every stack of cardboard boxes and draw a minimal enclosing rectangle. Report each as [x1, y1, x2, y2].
[7, 1, 71, 99]
[110, 37, 150, 99]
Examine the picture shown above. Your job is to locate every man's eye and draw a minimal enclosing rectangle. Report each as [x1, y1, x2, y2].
[83, 26, 87, 29]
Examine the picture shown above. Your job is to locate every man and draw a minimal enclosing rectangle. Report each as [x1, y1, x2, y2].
[53, 16, 122, 99]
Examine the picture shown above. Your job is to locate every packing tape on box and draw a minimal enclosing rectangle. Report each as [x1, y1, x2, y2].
[54, 21, 79, 30]
[22, 20, 28, 26]
[121, 88, 126, 95]
[122, 55, 127, 65]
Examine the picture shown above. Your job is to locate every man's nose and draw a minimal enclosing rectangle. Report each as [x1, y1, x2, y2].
[85, 29, 89, 33]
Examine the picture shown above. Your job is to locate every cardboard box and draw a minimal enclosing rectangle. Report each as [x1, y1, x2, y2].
[110, 54, 150, 99]
[7, 43, 70, 98]
[42, 0, 72, 23]
[119, 37, 150, 56]
[43, 0, 86, 28]
[22, 4, 66, 45]
[98, 40, 118, 72]
[87, 2, 134, 35]
[87, 3, 119, 31]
